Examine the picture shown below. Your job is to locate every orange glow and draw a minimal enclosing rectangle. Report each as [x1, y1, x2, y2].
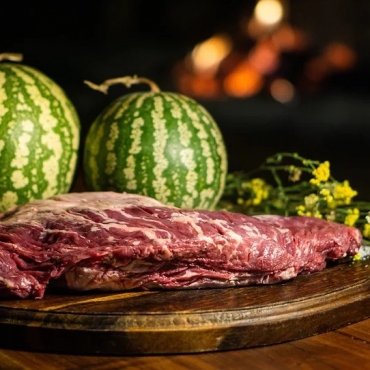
[223, 62, 263, 98]
[176, 73, 220, 98]
[191, 34, 232, 76]
[304, 42, 357, 84]
[246, 17, 270, 39]
[323, 42, 356, 71]
[254, 0, 284, 26]
[189, 76, 220, 98]
[270, 78, 295, 103]
[272, 24, 308, 52]
[172, 3, 356, 100]
[248, 39, 279, 75]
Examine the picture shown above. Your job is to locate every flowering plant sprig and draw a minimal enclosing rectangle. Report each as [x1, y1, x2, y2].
[219, 152, 370, 243]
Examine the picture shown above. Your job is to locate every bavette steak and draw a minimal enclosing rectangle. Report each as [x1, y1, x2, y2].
[0, 192, 362, 299]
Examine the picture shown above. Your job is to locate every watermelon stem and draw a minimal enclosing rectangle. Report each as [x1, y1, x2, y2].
[84, 75, 161, 94]
[0, 53, 23, 62]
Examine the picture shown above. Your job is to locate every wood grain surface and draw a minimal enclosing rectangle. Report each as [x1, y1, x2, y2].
[1, 319, 370, 370]
[0, 258, 369, 355]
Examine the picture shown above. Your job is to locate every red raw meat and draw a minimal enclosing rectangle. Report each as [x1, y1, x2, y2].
[0, 192, 361, 299]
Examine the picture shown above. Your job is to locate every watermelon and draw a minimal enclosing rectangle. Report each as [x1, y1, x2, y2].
[0, 54, 80, 212]
[83, 75, 228, 209]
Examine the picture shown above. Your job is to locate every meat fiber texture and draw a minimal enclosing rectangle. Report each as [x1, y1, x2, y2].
[0, 192, 362, 299]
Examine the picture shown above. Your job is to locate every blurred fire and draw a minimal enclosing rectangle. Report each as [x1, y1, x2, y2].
[172, 0, 357, 103]
[190, 34, 233, 76]
[224, 61, 263, 98]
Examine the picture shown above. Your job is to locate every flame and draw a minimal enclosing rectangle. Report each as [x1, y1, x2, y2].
[304, 42, 356, 84]
[178, 74, 220, 98]
[254, 0, 284, 26]
[191, 34, 232, 76]
[271, 24, 308, 52]
[248, 38, 279, 75]
[172, 2, 357, 101]
[224, 60, 263, 98]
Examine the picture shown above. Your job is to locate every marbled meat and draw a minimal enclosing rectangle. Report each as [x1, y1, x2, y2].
[0, 192, 362, 299]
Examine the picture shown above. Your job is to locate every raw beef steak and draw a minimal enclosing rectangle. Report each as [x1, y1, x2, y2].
[0, 192, 362, 299]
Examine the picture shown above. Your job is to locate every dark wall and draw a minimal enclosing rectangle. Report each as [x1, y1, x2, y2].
[2, 1, 370, 197]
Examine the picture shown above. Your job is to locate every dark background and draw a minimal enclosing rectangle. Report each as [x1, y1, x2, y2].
[2, 0, 370, 197]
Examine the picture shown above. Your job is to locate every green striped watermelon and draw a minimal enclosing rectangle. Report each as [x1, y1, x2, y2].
[0, 54, 80, 212]
[83, 76, 228, 209]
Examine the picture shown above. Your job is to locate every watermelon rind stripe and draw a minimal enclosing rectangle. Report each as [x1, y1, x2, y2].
[0, 63, 80, 212]
[83, 91, 227, 210]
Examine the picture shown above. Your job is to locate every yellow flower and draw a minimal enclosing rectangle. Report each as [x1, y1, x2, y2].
[320, 188, 330, 196]
[310, 161, 330, 186]
[328, 180, 358, 208]
[304, 193, 319, 208]
[326, 211, 336, 222]
[344, 208, 360, 227]
[363, 223, 370, 239]
[288, 165, 302, 182]
[334, 180, 357, 202]
[243, 178, 270, 207]
[352, 253, 362, 261]
[296, 205, 322, 218]
[296, 204, 306, 216]
[320, 188, 334, 204]
[296, 194, 322, 218]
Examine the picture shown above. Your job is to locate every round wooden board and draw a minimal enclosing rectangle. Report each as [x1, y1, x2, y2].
[0, 259, 369, 355]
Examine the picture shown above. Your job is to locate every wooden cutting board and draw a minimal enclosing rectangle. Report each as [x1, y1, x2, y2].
[0, 258, 369, 355]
